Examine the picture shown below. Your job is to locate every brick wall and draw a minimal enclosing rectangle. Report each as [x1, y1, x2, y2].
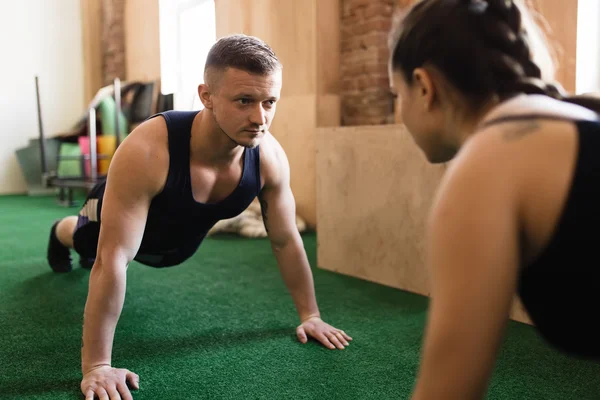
[102, 0, 126, 86]
[340, 0, 418, 126]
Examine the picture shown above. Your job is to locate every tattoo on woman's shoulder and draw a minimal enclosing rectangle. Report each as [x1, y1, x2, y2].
[502, 120, 540, 141]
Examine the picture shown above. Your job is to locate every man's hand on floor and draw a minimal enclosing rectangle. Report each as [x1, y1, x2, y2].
[296, 316, 352, 349]
[81, 365, 139, 400]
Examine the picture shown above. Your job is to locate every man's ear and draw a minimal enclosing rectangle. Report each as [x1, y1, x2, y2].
[198, 83, 213, 109]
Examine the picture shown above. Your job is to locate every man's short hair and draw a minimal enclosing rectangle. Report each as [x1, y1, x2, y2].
[204, 34, 282, 85]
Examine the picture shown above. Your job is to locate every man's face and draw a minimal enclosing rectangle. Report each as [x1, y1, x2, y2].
[204, 67, 282, 148]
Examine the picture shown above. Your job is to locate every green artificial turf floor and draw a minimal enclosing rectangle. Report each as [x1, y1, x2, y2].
[1, 194, 599, 399]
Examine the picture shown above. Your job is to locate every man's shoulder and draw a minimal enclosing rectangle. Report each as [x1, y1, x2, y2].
[258, 132, 290, 188]
[259, 132, 287, 159]
[107, 116, 170, 193]
[121, 116, 169, 158]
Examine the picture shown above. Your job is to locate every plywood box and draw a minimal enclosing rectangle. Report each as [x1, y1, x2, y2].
[316, 124, 532, 324]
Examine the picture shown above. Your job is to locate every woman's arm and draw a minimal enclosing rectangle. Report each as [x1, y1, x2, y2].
[411, 134, 522, 400]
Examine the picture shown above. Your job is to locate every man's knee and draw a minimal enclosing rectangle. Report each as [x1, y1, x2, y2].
[72, 219, 101, 259]
[56, 216, 78, 248]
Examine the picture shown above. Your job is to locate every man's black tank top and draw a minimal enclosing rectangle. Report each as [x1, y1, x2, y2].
[95, 110, 262, 267]
[479, 114, 600, 359]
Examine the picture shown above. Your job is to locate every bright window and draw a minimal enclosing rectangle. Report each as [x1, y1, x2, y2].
[576, 0, 600, 94]
[159, 0, 216, 110]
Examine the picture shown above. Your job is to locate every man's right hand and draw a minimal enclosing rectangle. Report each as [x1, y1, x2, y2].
[79, 119, 163, 400]
[81, 366, 139, 400]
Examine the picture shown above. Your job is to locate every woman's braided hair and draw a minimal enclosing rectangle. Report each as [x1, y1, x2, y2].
[390, 0, 600, 113]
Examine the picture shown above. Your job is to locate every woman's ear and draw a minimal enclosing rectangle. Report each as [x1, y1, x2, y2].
[413, 67, 436, 111]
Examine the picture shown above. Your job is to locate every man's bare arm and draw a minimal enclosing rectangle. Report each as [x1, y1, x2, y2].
[80, 118, 168, 400]
[259, 137, 319, 321]
[259, 135, 351, 350]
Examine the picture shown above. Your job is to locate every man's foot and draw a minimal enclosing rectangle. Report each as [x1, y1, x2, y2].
[47, 220, 72, 272]
[80, 257, 95, 270]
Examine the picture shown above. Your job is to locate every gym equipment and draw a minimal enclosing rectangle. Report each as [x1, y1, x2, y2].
[35, 76, 123, 206]
[34, 76, 173, 206]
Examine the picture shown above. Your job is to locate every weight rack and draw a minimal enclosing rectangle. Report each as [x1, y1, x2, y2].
[35, 76, 123, 206]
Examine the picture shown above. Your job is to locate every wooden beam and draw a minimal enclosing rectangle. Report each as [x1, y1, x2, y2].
[80, 0, 103, 105]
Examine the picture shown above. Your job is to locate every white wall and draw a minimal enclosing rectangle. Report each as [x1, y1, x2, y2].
[576, 0, 600, 94]
[0, 0, 84, 194]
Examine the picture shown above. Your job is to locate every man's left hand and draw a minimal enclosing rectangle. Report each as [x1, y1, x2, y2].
[296, 317, 352, 349]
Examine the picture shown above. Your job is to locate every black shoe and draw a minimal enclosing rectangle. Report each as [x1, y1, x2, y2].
[79, 257, 95, 270]
[47, 220, 72, 272]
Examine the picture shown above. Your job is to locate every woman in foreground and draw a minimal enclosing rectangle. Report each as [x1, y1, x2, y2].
[388, 0, 600, 398]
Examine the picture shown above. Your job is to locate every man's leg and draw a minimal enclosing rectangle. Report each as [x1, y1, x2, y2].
[56, 216, 78, 248]
[47, 181, 105, 272]
[47, 216, 78, 272]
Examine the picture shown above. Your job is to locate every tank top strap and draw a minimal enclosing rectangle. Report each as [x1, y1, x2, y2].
[148, 110, 199, 189]
[241, 145, 262, 194]
[477, 113, 588, 131]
